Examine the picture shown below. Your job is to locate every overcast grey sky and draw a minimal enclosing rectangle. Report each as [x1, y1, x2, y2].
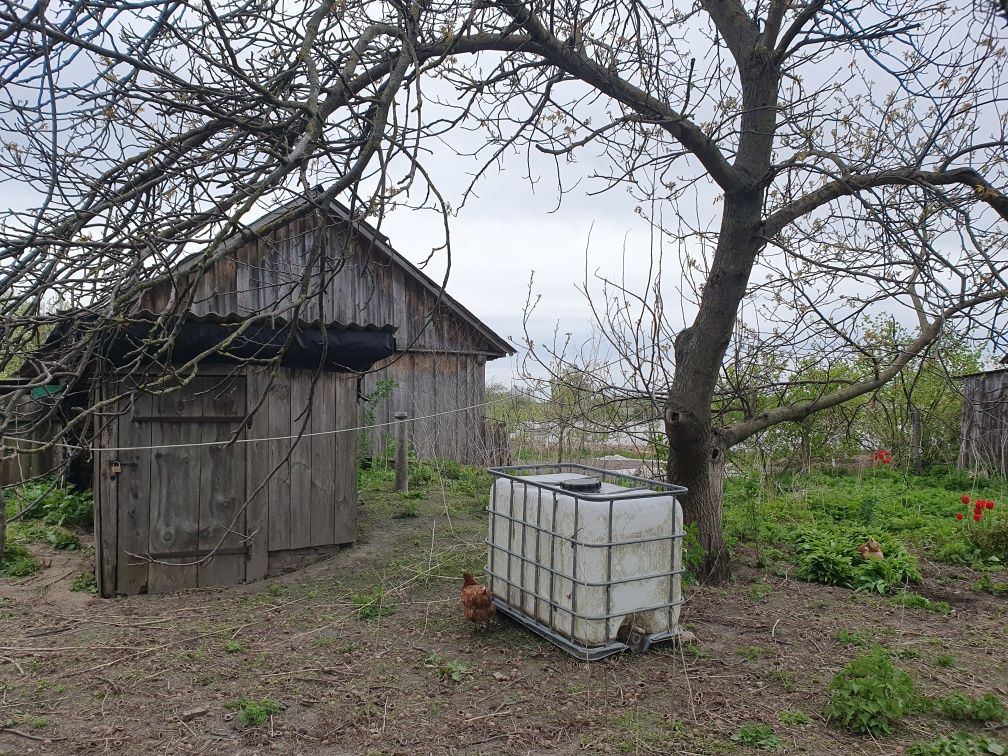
[378, 160, 670, 384]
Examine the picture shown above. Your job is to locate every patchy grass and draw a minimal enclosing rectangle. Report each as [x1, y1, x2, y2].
[890, 591, 952, 615]
[0, 464, 1005, 754]
[352, 586, 396, 621]
[731, 723, 782, 749]
[0, 543, 39, 577]
[227, 696, 280, 727]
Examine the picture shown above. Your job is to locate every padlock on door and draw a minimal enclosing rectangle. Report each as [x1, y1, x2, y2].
[110, 459, 122, 476]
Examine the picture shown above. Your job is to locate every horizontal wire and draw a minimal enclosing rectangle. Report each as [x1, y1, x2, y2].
[3, 397, 509, 454]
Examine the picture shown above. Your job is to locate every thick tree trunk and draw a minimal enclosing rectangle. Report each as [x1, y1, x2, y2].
[661, 50, 780, 583]
[665, 406, 730, 583]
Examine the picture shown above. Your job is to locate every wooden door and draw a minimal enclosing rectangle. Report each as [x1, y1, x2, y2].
[104, 374, 248, 595]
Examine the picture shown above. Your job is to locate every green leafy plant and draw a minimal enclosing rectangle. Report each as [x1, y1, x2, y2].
[889, 591, 951, 615]
[353, 587, 396, 620]
[833, 629, 869, 647]
[737, 645, 770, 661]
[358, 378, 398, 465]
[909, 732, 1006, 756]
[393, 499, 420, 518]
[682, 522, 706, 584]
[69, 571, 97, 594]
[974, 573, 1008, 596]
[224, 640, 246, 653]
[931, 693, 1007, 723]
[824, 645, 915, 736]
[794, 527, 921, 594]
[934, 654, 956, 668]
[8, 521, 80, 550]
[0, 543, 39, 577]
[423, 652, 470, 682]
[731, 723, 782, 749]
[777, 709, 810, 726]
[967, 520, 1008, 564]
[227, 696, 280, 726]
[5, 480, 92, 528]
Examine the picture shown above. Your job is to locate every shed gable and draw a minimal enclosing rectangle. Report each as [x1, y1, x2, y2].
[144, 205, 512, 358]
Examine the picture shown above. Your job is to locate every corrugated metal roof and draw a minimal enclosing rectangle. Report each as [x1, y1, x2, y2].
[127, 310, 397, 334]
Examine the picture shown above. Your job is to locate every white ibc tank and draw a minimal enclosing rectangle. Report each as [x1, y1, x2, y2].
[486, 466, 685, 656]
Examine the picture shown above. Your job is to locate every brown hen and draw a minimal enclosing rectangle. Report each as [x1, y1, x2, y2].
[858, 538, 884, 560]
[461, 572, 496, 630]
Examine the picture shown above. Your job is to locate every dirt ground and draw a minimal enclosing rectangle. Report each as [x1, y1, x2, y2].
[1, 479, 1006, 755]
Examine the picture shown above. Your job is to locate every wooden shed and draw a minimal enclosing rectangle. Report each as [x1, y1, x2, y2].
[0, 379, 63, 485]
[46, 313, 397, 597]
[959, 363, 1008, 476]
[140, 194, 515, 464]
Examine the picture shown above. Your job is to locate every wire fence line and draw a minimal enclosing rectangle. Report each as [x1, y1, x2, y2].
[1, 397, 510, 455]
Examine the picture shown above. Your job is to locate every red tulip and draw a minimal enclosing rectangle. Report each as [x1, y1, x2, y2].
[962, 495, 971, 504]
[973, 512, 983, 522]
[882, 458, 891, 464]
[987, 501, 995, 510]
[956, 513, 965, 521]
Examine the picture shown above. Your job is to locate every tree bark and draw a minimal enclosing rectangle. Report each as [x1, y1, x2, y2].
[665, 407, 729, 583]
[910, 407, 923, 473]
[800, 418, 812, 473]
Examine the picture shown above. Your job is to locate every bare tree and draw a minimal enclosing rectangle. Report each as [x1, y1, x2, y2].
[2, 0, 1007, 580]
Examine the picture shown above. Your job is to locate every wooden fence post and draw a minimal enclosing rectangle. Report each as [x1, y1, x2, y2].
[394, 411, 409, 492]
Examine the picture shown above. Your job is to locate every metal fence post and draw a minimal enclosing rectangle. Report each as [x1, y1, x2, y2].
[394, 411, 409, 492]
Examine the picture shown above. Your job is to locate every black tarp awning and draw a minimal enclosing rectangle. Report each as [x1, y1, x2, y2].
[44, 311, 397, 374]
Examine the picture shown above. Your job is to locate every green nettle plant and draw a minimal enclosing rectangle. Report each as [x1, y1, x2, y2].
[825, 646, 915, 736]
[794, 527, 921, 594]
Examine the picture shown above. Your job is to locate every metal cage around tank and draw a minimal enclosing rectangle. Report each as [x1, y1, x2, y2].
[485, 463, 688, 660]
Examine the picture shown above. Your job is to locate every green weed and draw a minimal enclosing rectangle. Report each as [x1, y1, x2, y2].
[890, 591, 951, 615]
[794, 526, 921, 594]
[0, 543, 39, 577]
[930, 693, 1007, 723]
[423, 652, 470, 682]
[684, 644, 709, 660]
[227, 696, 280, 726]
[777, 709, 810, 726]
[603, 709, 683, 753]
[737, 645, 770, 661]
[224, 640, 246, 653]
[974, 574, 1008, 596]
[748, 582, 774, 601]
[353, 587, 396, 620]
[731, 723, 782, 749]
[4, 480, 92, 528]
[824, 645, 914, 736]
[773, 670, 797, 692]
[909, 732, 1006, 755]
[8, 521, 80, 550]
[70, 571, 97, 594]
[934, 654, 956, 668]
[833, 629, 869, 647]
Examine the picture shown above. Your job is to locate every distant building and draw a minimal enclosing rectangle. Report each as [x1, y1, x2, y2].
[959, 362, 1008, 475]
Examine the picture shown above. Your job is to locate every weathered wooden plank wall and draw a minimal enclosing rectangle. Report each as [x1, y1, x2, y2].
[960, 369, 1008, 476]
[140, 210, 510, 465]
[92, 366, 359, 597]
[0, 393, 62, 485]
